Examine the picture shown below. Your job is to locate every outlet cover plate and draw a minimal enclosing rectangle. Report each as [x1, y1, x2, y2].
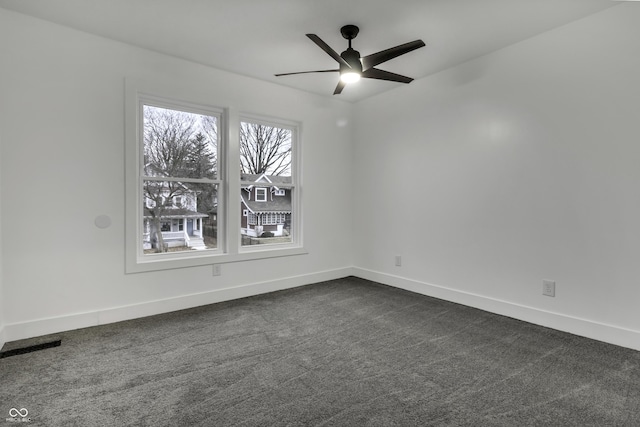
[543, 280, 556, 297]
[213, 264, 221, 276]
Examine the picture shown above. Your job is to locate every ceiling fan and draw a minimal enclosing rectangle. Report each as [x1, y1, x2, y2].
[275, 25, 425, 95]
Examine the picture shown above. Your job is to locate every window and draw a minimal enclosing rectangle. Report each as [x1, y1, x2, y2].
[140, 103, 219, 256]
[240, 118, 297, 246]
[247, 212, 257, 225]
[126, 78, 304, 273]
[255, 188, 267, 202]
[262, 213, 286, 225]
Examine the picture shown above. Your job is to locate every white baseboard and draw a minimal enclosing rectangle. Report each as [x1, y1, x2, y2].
[6, 266, 638, 352]
[352, 267, 640, 352]
[3, 267, 355, 344]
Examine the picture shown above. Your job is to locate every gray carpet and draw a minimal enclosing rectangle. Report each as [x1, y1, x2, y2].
[1, 277, 639, 426]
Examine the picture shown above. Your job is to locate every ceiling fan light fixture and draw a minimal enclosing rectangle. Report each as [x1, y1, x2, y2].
[275, 25, 425, 95]
[340, 71, 361, 84]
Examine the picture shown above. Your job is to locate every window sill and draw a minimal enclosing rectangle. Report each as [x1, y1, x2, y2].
[126, 245, 308, 274]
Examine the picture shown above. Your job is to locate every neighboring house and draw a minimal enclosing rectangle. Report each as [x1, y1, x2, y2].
[143, 183, 208, 250]
[241, 173, 292, 238]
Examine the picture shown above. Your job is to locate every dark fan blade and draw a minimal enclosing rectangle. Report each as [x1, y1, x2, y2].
[306, 34, 351, 68]
[275, 69, 339, 77]
[333, 80, 346, 95]
[362, 68, 414, 83]
[361, 40, 425, 70]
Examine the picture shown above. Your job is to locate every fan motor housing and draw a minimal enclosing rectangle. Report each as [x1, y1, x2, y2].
[340, 48, 362, 73]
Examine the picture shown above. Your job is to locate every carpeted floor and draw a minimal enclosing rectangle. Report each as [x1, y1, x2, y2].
[1, 276, 639, 426]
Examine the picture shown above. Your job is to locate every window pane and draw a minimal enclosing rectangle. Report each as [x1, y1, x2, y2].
[241, 185, 292, 246]
[143, 181, 218, 254]
[239, 121, 291, 178]
[143, 105, 218, 179]
[255, 188, 267, 202]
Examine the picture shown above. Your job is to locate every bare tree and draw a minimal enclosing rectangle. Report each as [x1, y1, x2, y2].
[240, 122, 291, 176]
[201, 114, 218, 149]
[144, 107, 198, 177]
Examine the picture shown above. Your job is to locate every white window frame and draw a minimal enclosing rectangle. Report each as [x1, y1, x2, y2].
[255, 188, 267, 202]
[125, 78, 305, 273]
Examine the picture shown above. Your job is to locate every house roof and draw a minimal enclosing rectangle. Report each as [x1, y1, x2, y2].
[241, 173, 292, 213]
[241, 173, 292, 186]
[242, 191, 292, 214]
[143, 208, 208, 219]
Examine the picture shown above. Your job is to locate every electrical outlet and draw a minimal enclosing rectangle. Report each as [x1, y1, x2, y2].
[543, 280, 555, 297]
[213, 264, 222, 276]
[395, 255, 402, 267]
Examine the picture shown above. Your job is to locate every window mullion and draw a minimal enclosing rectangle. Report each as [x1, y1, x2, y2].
[226, 107, 241, 254]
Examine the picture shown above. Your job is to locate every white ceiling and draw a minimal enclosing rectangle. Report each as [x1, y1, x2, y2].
[0, 0, 619, 102]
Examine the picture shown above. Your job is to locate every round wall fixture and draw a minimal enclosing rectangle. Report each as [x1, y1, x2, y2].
[94, 215, 112, 229]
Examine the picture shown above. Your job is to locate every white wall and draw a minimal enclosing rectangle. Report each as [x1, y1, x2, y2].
[0, 9, 354, 341]
[353, 4, 640, 350]
[3, 4, 639, 352]
[0, 113, 4, 350]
